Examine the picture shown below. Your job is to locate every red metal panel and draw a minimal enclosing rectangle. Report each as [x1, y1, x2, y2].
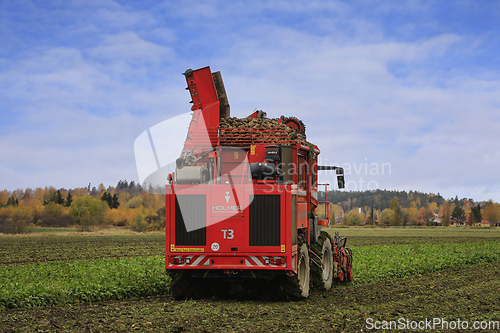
[297, 202, 307, 228]
[166, 181, 304, 274]
[167, 254, 287, 270]
[218, 148, 250, 185]
[186, 66, 218, 111]
[210, 186, 245, 219]
[183, 67, 220, 152]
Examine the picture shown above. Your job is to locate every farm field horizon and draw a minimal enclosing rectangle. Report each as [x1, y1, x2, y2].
[1, 227, 500, 332]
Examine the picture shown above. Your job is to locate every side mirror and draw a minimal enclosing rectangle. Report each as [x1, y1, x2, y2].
[337, 176, 345, 189]
[336, 168, 345, 189]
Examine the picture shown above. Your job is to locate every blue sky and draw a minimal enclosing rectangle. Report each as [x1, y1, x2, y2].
[1, 0, 500, 202]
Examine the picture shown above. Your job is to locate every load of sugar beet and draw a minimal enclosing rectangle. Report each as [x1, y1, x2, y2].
[218, 115, 305, 146]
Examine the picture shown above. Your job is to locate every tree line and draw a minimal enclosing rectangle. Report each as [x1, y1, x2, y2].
[2, 184, 499, 234]
[0, 181, 165, 234]
[318, 190, 500, 227]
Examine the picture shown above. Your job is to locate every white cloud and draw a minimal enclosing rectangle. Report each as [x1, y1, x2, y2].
[208, 21, 500, 201]
[87, 31, 174, 65]
[0, 43, 182, 191]
[1, 0, 500, 202]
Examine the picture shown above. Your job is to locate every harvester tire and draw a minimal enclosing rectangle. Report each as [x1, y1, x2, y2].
[279, 243, 310, 300]
[297, 243, 311, 297]
[321, 237, 334, 289]
[169, 271, 211, 300]
[310, 231, 334, 290]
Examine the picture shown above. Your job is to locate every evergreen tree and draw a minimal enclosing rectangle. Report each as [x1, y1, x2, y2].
[56, 190, 64, 205]
[117, 180, 126, 190]
[106, 193, 113, 208]
[451, 206, 466, 222]
[470, 204, 482, 225]
[112, 194, 120, 209]
[101, 192, 111, 208]
[65, 192, 73, 207]
[7, 197, 19, 206]
[100, 192, 116, 209]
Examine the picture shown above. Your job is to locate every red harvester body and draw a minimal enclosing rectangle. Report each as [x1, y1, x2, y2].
[165, 66, 352, 299]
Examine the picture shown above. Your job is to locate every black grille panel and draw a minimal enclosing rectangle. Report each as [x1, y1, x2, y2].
[249, 194, 280, 246]
[175, 195, 206, 246]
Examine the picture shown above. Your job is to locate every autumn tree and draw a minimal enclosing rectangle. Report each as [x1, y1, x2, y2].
[399, 208, 410, 226]
[0, 190, 9, 207]
[315, 203, 327, 219]
[125, 196, 144, 209]
[366, 207, 375, 225]
[418, 206, 434, 226]
[145, 210, 165, 231]
[407, 201, 419, 225]
[483, 200, 499, 226]
[9, 208, 33, 234]
[428, 201, 438, 214]
[379, 209, 395, 226]
[468, 204, 482, 226]
[44, 202, 65, 219]
[439, 201, 452, 226]
[462, 200, 473, 218]
[345, 209, 363, 226]
[389, 197, 401, 226]
[34, 188, 44, 203]
[104, 208, 128, 226]
[131, 213, 147, 232]
[118, 192, 131, 207]
[69, 196, 109, 231]
[330, 204, 343, 221]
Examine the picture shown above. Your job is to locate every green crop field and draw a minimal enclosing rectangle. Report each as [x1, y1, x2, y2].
[0, 232, 165, 266]
[1, 227, 500, 332]
[0, 256, 169, 310]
